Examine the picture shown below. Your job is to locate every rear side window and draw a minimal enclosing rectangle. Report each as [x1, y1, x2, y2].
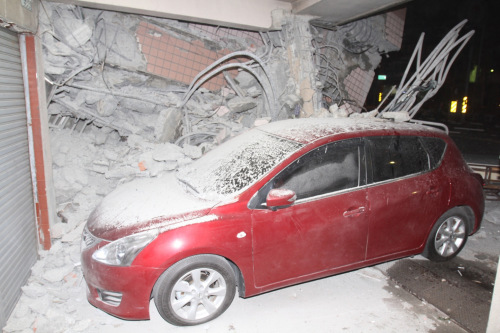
[368, 136, 430, 183]
[420, 137, 446, 169]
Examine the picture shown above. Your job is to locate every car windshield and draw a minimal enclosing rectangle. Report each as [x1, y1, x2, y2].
[176, 129, 304, 201]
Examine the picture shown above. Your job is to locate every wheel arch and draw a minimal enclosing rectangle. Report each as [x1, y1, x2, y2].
[150, 253, 247, 299]
[458, 205, 476, 235]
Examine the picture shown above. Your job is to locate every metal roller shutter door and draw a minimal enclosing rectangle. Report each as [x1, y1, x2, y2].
[0, 27, 38, 328]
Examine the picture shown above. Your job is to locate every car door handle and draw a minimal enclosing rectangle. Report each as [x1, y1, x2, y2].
[343, 207, 366, 218]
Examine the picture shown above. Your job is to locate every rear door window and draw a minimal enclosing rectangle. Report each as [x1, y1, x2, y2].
[420, 137, 446, 169]
[367, 136, 430, 183]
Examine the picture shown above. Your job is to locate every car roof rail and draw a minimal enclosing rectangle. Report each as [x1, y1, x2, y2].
[408, 120, 449, 134]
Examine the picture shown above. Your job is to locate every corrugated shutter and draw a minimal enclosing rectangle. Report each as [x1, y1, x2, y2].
[0, 27, 38, 328]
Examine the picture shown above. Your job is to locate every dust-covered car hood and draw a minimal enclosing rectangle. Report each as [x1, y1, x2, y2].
[86, 173, 219, 240]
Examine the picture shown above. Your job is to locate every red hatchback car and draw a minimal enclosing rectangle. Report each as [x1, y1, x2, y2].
[81, 118, 484, 326]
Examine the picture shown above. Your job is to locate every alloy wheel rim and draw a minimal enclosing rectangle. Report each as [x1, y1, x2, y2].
[170, 268, 227, 321]
[434, 216, 466, 257]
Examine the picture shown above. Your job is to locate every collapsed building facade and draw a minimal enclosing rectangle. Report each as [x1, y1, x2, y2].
[0, 0, 407, 330]
[43, 2, 405, 235]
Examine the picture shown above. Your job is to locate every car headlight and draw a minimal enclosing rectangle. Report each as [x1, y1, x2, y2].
[92, 229, 159, 266]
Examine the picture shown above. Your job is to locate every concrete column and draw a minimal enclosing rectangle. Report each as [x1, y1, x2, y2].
[282, 15, 320, 117]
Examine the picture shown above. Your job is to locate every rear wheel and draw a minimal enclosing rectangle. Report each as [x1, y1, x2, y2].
[153, 255, 236, 326]
[423, 208, 469, 262]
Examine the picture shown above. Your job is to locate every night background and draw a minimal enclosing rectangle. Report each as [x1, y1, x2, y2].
[368, 0, 500, 164]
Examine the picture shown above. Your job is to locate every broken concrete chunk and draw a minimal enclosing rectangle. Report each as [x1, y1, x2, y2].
[152, 143, 185, 162]
[63, 167, 88, 186]
[12, 302, 29, 319]
[97, 95, 119, 117]
[227, 96, 258, 113]
[121, 97, 157, 114]
[182, 144, 203, 159]
[43, 265, 75, 283]
[59, 144, 70, 154]
[94, 131, 108, 145]
[73, 319, 92, 332]
[127, 134, 147, 149]
[221, 87, 236, 98]
[104, 149, 124, 161]
[28, 294, 51, 315]
[349, 109, 378, 118]
[148, 162, 165, 177]
[84, 92, 106, 105]
[314, 107, 332, 118]
[381, 111, 410, 122]
[92, 165, 109, 174]
[2, 314, 34, 332]
[240, 113, 257, 128]
[177, 157, 193, 167]
[61, 21, 92, 49]
[105, 166, 137, 179]
[62, 226, 85, 243]
[234, 71, 258, 89]
[22, 284, 47, 298]
[93, 159, 110, 167]
[163, 161, 178, 171]
[53, 153, 67, 167]
[50, 223, 66, 239]
[216, 105, 230, 117]
[154, 108, 183, 143]
[330, 103, 350, 118]
[247, 86, 262, 97]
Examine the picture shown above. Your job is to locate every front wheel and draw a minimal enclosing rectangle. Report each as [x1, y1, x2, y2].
[423, 208, 470, 262]
[153, 255, 236, 326]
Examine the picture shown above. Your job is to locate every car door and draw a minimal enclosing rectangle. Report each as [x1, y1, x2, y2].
[249, 138, 369, 287]
[365, 136, 450, 259]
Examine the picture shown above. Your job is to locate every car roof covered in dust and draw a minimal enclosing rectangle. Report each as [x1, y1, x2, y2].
[257, 118, 441, 144]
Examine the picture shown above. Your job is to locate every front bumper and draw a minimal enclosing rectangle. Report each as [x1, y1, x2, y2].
[81, 241, 163, 320]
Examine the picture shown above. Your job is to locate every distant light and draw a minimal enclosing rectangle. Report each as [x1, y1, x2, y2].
[450, 100, 457, 113]
[378, 92, 382, 102]
[470, 65, 477, 83]
[389, 161, 396, 165]
[377, 75, 387, 80]
[491, 69, 495, 73]
[462, 96, 468, 114]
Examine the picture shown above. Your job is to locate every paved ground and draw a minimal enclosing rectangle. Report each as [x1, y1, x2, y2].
[386, 256, 495, 333]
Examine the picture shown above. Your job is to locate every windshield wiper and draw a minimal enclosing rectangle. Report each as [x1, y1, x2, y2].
[177, 177, 199, 194]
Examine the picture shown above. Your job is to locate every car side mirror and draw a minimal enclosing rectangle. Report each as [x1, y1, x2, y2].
[266, 189, 296, 211]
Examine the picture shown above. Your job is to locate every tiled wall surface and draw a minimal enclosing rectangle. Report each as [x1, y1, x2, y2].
[344, 67, 375, 110]
[136, 21, 261, 91]
[385, 8, 406, 50]
[188, 23, 263, 49]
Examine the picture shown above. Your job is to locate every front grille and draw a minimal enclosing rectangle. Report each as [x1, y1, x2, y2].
[81, 226, 100, 249]
[97, 289, 123, 306]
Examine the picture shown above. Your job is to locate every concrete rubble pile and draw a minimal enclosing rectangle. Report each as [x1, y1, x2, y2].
[40, 3, 398, 228]
[40, 2, 284, 230]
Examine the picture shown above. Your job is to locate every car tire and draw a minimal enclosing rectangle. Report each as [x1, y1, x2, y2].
[153, 254, 236, 326]
[423, 207, 470, 262]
